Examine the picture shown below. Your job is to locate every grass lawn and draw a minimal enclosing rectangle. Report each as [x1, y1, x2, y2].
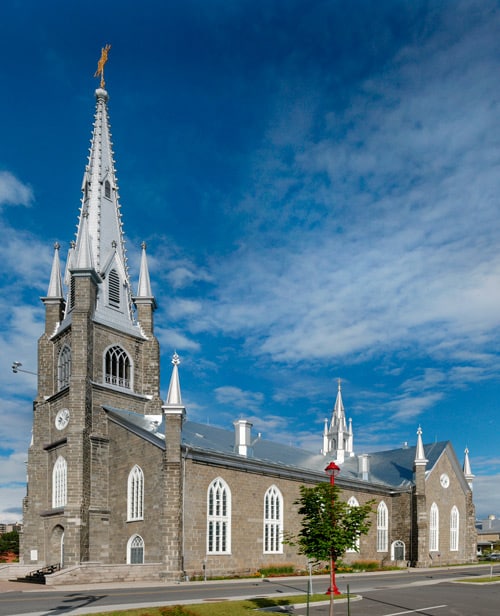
[457, 576, 500, 584]
[87, 593, 343, 616]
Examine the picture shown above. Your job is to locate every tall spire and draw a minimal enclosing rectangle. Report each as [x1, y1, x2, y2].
[65, 53, 137, 328]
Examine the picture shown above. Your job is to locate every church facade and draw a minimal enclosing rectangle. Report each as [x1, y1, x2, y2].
[20, 79, 476, 585]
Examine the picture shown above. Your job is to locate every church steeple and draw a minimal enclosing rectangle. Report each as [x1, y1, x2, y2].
[321, 380, 354, 462]
[66, 76, 135, 328]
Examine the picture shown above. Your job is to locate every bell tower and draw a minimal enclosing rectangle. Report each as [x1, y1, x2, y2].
[22, 50, 163, 568]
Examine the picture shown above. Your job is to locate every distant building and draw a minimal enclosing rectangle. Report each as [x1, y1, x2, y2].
[0, 523, 22, 535]
[476, 515, 500, 554]
[20, 77, 476, 585]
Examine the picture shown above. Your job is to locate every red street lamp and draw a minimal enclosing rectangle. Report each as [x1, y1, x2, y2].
[325, 461, 341, 597]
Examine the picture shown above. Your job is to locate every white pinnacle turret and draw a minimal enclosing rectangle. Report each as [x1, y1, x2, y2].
[463, 447, 475, 490]
[46, 242, 63, 298]
[136, 242, 156, 307]
[166, 353, 182, 406]
[414, 426, 428, 466]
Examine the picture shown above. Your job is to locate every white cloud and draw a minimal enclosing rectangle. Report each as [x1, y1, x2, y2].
[0, 171, 33, 207]
[214, 386, 264, 412]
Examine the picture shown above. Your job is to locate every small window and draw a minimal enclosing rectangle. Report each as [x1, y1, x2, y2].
[57, 345, 71, 390]
[104, 180, 111, 199]
[127, 465, 144, 521]
[127, 535, 144, 564]
[108, 269, 121, 308]
[52, 456, 67, 509]
[105, 345, 131, 389]
[264, 486, 283, 553]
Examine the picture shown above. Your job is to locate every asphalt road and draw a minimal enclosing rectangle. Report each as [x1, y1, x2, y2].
[0, 565, 498, 616]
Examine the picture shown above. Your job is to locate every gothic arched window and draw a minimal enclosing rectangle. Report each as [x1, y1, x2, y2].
[264, 485, 283, 553]
[450, 506, 459, 551]
[347, 496, 360, 552]
[104, 345, 131, 389]
[52, 456, 67, 509]
[104, 180, 111, 199]
[377, 501, 388, 552]
[57, 345, 71, 390]
[430, 502, 439, 551]
[127, 465, 144, 521]
[127, 535, 144, 564]
[207, 478, 231, 554]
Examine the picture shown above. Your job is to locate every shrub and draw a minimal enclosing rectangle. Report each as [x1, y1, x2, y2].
[258, 564, 295, 577]
[352, 559, 379, 571]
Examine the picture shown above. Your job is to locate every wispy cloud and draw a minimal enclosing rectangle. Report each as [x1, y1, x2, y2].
[0, 171, 33, 208]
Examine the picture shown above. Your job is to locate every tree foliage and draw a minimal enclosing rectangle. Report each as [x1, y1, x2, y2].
[0, 531, 19, 555]
[287, 482, 374, 564]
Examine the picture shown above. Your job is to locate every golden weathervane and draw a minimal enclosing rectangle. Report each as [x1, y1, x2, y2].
[94, 44, 111, 88]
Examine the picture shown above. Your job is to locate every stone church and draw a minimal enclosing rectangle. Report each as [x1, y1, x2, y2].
[20, 76, 477, 585]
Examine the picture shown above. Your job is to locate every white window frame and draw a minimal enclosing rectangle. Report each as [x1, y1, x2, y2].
[52, 456, 67, 508]
[264, 485, 283, 554]
[104, 345, 132, 390]
[430, 502, 439, 551]
[450, 506, 459, 552]
[127, 465, 144, 521]
[347, 496, 360, 552]
[127, 534, 144, 564]
[207, 477, 231, 554]
[377, 501, 388, 552]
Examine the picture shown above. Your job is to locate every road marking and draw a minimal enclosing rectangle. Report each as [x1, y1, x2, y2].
[383, 606, 447, 616]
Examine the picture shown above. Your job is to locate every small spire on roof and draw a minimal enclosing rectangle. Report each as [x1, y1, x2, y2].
[46, 242, 63, 298]
[463, 447, 475, 489]
[414, 425, 428, 466]
[75, 210, 94, 270]
[136, 241, 154, 299]
[166, 352, 182, 406]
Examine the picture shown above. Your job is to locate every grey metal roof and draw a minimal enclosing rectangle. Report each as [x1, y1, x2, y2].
[103, 406, 449, 490]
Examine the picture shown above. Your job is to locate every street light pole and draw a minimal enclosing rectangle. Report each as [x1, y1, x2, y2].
[325, 460, 341, 606]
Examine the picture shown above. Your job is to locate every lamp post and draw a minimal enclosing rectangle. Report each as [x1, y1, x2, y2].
[325, 461, 341, 599]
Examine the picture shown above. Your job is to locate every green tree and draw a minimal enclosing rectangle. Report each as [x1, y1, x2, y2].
[0, 531, 20, 555]
[286, 482, 374, 616]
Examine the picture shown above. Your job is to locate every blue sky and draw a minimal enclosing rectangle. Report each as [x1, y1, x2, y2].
[1, 0, 500, 522]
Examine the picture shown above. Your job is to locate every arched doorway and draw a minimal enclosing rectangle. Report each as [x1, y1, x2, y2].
[49, 525, 65, 567]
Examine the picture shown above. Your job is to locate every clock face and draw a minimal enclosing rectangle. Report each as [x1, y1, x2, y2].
[55, 408, 70, 430]
[440, 473, 450, 488]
